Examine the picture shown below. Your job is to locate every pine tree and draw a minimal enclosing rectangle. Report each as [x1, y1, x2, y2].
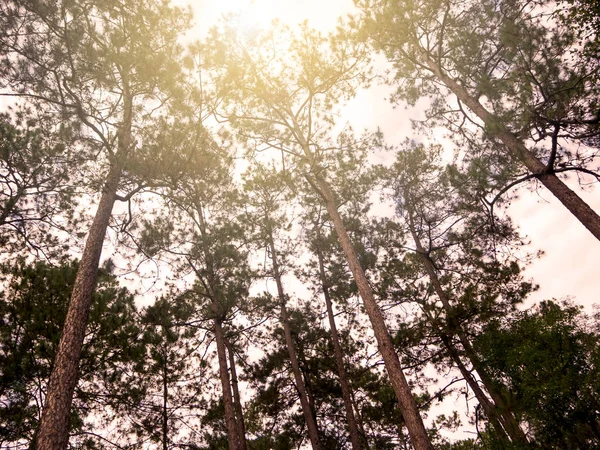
[135, 294, 206, 449]
[0, 107, 77, 256]
[140, 141, 250, 450]
[0, 260, 142, 449]
[355, 0, 600, 240]
[381, 142, 536, 444]
[0, 1, 191, 447]
[242, 166, 323, 450]
[298, 160, 382, 450]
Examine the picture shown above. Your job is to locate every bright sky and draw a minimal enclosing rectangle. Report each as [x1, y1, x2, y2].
[508, 178, 600, 311]
[189, 0, 356, 35]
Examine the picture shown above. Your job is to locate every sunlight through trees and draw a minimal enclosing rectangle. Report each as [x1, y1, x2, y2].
[0, 0, 599, 449]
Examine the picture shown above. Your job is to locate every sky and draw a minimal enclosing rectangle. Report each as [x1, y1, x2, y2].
[189, 0, 356, 35]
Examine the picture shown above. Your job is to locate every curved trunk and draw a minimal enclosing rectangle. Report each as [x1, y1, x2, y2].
[268, 229, 322, 450]
[424, 55, 600, 242]
[309, 175, 433, 450]
[226, 338, 248, 450]
[314, 234, 364, 450]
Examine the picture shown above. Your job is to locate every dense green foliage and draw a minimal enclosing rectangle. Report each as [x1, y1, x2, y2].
[475, 300, 600, 449]
[0, 260, 142, 449]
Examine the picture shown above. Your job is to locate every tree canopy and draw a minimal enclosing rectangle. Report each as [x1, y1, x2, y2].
[0, 0, 598, 449]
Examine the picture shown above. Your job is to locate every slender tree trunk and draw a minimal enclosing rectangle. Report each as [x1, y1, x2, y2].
[437, 331, 523, 445]
[351, 393, 370, 448]
[297, 346, 319, 425]
[27, 430, 38, 450]
[214, 317, 243, 450]
[226, 338, 248, 450]
[314, 231, 364, 450]
[454, 326, 526, 443]
[308, 175, 433, 450]
[267, 229, 322, 450]
[423, 55, 600, 242]
[435, 324, 507, 439]
[162, 354, 169, 450]
[193, 207, 243, 450]
[457, 328, 526, 443]
[406, 207, 528, 445]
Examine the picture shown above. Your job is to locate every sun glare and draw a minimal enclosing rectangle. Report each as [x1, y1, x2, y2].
[191, 0, 353, 37]
[234, 0, 279, 32]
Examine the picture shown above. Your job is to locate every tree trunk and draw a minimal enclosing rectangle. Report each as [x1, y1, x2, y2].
[436, 324, 508, 439]
[35, 160, 123, 450]
[267, 229, 322, 450]
[162, 353, 169, 450]
[309, 175, 433, 450]
[193, 205, 243, 450]
[297, 346, 319, 426]
[314, 231, 364, 450]
[35, 81, 132, 450]
[406, 207, 528, 445]
[226, 338, 248, 450]
[351, 393, 370, 447]
[214, 317, 243, 450]
[424, 55, 600, 242]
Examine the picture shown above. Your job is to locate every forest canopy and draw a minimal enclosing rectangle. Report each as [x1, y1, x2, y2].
[0, 0, 599, 449]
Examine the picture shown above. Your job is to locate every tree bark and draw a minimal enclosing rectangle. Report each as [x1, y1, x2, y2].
[162, 352, 169, 450]
[406, 207, 528, 445]
[424, 55, 600, 242]
[314, 230, 364, 450]
[35, 160, 123, 450]
[267, 229, 322, 450]
[193, 204, 244, 450]
[226, 338, 248, 450]
[436, 324, 507, 439]
[297, 345, 319, 426]
[35, 82, 133, 450]
[309, 175, 433, 450]
[214, 317, 243, 450]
